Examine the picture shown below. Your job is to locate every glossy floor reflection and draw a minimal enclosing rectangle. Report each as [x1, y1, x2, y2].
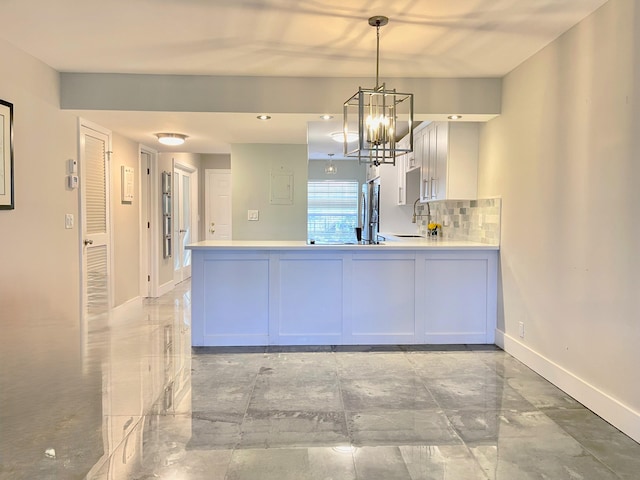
[2, 281, 639, 479]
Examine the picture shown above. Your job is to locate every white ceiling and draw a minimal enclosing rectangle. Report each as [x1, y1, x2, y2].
[3, 0, 608, 156]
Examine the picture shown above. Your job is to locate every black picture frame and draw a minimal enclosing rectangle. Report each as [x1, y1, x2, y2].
[0, 99, 14, 210]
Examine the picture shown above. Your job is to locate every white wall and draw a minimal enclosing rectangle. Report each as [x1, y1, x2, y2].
[478, 0, 640, 441]
[231, 144, 307, 240]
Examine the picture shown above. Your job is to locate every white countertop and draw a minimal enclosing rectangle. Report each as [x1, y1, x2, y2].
[187, 237, 499, 251]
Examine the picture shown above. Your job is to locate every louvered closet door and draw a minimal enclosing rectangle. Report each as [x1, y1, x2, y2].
[80, 124, 112, 317]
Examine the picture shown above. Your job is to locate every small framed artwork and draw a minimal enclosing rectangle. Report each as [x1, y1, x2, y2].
[0, 99, 14, 210]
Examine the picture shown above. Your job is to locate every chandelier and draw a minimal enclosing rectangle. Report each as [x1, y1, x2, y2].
[343, 16, 414, 166]
[325, 153, 337, 175]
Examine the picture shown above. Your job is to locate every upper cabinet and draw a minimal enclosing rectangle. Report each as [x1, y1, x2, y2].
[419, 121, 479, 203]
[405, 134, 420, 172]
[395, 125, 426, 206]
[396, 149, 407, 205]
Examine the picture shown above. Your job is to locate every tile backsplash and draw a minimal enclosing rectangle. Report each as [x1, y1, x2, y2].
[415, 198, 501, 245]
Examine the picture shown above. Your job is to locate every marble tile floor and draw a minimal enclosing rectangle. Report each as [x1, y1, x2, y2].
[1, 281, 639, 479]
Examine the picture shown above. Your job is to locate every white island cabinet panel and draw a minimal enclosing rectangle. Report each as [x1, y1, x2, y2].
[421, 252, 497, 344]
[274, 255, 344, 344]
[347, 253, 417, 344]
[189, 241, 498, 346]
[193, 253, 270, 346]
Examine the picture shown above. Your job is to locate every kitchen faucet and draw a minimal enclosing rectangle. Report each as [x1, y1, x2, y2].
[412, 198, 430, 223]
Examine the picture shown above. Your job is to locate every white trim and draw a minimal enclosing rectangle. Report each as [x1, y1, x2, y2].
[110, 296, 144, 325]
[173, 161, 198, 285]
[78, 118, 114, 308]
[78, 118, 113, 375]
[158, 280, 175, 297]
[139, 145, 159, 297]
[499, 330, 640, 443]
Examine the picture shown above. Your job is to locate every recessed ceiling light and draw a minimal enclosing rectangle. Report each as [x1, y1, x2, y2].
[330, 131, 358, 143]
[155, 133, 187, 146]
[448, 115, 463, 120]
[257, 114, 272, 120]
[320, 114, 334, 120]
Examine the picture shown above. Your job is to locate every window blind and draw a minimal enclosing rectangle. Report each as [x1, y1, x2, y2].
[307, 181, 359, 243]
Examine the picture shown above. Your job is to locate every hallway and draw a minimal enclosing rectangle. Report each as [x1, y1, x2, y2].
[1, 281, 639, 479]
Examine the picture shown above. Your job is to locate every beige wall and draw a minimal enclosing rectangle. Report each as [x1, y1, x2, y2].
[0, 38, 103, 462]
[231, 144, 307, 240]
[0, 38, 80, 336]
[111, 133, 141, 305]
[478, 0, 640, 439]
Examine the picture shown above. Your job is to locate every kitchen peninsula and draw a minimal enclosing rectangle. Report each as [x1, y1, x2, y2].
[187, 239, 498, 347]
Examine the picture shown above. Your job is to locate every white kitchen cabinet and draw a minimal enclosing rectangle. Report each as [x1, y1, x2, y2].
[421, 252, 497, 344]
[419, 123, 435, 202]
[396, 126, 424, 205]
[420, 121, 479, 202]
[190, 243, 498, 346]
[396, 151, 407, 205]
[405, 131, 420, 172]
[396, 162, 420, 207]
[347, 252, 417, 345]
[396, 135, 410, 205]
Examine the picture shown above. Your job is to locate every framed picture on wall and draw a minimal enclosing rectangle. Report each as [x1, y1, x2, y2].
[0, 99, 14, 210]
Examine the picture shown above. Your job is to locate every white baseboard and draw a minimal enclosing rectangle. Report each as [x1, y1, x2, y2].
[496, 329, 640, 443]
[158, 280, 175, 297]
[110, 296, 144, 324]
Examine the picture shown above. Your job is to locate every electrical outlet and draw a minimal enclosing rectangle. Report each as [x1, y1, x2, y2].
[518, 321, 525, 338]
[248, 210, 259, 221]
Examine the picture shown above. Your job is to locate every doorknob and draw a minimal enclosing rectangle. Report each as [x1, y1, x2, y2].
[84, 239, 93, 246]
[179, 229, 187, 233]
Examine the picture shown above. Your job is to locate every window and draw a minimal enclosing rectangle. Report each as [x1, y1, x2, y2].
[307, 181, 359, 244]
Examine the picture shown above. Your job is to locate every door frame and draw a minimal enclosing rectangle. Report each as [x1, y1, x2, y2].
[173, 161, 198, 285]
[78, 118, 113, 368]
[139, 145, 158, 297]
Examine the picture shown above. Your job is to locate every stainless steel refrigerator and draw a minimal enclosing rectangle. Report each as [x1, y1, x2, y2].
[361, 178, 381, 244]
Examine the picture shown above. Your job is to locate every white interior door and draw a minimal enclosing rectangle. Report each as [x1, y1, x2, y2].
[79, 121, 112, 320]
[205, 169, 232, 240]
[173, 165, 197, 284]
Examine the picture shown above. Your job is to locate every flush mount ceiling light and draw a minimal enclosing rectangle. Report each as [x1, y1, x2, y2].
[320, 114, 334, 120]
[343, 16, 413, 167]
[325, 153, 337, 175]
[257, 114, 272, 120]
[331, 131, 358, 143]
[156, 133, 187, 146]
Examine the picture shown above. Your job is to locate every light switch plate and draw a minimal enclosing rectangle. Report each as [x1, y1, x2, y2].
[65, 213, 74, 229]
[248, 210, 259, 221]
